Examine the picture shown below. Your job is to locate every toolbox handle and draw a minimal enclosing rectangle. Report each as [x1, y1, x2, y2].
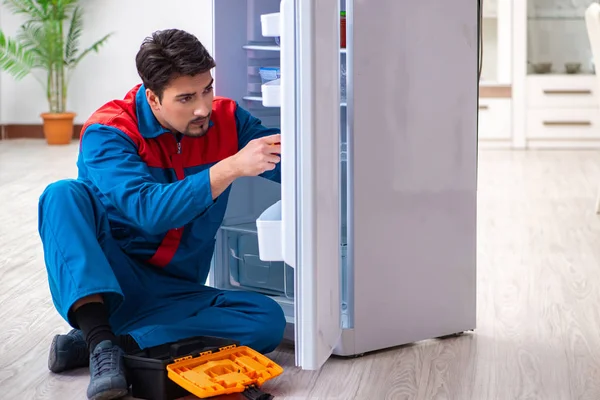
[243, 385, 274, 400]
[167, 336, 240, 360]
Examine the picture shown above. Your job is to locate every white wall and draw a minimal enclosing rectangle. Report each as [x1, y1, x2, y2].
[0, 0, 213, 124]
[481, 19, 499, 82]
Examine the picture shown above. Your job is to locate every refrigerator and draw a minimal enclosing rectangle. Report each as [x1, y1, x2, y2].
[209, 0, 479, 371]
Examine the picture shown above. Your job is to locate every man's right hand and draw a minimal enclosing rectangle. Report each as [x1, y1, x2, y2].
[209, 134, 281, 200]
[231, 134, 281, 177]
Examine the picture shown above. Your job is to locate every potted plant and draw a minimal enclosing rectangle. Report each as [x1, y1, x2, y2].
[0, 0, 112, 144]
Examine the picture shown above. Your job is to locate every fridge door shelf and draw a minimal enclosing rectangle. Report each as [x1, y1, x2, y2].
[256, 200, 284, 263]
[261, 79, 281, 107]
[260, 12, 281, 37]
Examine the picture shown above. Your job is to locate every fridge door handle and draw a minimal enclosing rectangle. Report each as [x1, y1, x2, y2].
[280, 0, 297, 269]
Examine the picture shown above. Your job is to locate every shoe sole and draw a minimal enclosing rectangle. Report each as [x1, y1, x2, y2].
[89, 388, 129, 400]
[48, 335, 64, 373]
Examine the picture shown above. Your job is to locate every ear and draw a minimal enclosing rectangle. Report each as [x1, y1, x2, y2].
[145, 88, 161, 110]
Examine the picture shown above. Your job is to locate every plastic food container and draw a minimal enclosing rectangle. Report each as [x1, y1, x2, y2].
[340, 11, 346, 48]
[259, 67, 281, 84]
[261, 12, 280, 37]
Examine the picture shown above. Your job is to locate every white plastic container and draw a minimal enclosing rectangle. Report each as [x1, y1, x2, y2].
[261, 78, 281, 107]
[256, 200, 283, 262]
[260, 12, 280, 37]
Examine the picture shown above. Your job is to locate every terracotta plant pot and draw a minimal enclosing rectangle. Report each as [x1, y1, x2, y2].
[41, 112, 76, 145]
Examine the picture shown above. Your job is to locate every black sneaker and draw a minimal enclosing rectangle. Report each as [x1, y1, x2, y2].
[48, 329, 90, 373]
[87, 340, 128, 400]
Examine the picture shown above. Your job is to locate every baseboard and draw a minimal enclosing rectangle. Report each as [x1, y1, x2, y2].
[0, 124, 83, 140]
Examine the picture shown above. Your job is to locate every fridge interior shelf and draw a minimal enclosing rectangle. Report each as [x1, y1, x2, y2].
[220, 222, 293, 298]
[242, 95, 264, 102]
[242, 44, 347, 54]
[242, 43, 280, 52]
[242, 95, 347, 108]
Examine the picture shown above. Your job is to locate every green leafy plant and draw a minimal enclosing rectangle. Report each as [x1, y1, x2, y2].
[0, 0, 113, 113]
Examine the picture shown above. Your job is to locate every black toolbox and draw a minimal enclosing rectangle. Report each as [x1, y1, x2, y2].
[123, 336, 282, 400]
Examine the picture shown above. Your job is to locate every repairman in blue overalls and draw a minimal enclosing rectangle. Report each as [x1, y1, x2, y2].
[38, 28, 285, 400]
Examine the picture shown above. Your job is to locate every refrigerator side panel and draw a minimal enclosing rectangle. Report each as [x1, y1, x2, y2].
[350, 0, 478, 353]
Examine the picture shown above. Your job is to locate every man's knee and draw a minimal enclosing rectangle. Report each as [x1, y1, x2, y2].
[39, 179, 89, 209]
[253, 296, 286, 353]
[38, 179, 100, 238]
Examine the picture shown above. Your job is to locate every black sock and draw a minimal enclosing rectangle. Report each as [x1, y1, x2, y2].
[116, 334, 141, 354]
[73, 302, 118, 353]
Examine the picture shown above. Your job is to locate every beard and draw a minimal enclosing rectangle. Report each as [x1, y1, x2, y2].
[183, 113, 211, 137]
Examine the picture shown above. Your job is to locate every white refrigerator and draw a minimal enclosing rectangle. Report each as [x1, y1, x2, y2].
[209, 0, 479, 371]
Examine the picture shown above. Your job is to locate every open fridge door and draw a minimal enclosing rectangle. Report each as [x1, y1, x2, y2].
[256, 0, 342, 370]
[284, 0, 342, 370]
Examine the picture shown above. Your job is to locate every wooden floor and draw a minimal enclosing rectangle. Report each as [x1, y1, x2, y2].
[2, 139, 600, 400]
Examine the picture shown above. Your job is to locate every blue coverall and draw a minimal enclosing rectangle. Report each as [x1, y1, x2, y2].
[37, 84, 286, 353]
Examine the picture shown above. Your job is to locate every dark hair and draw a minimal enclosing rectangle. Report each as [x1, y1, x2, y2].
[135, 29, 216, 101]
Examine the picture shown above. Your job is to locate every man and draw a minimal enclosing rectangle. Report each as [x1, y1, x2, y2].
[38, 29, 286, 400]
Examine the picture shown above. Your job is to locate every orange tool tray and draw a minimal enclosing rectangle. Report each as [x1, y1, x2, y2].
[166, 344, 283, 399]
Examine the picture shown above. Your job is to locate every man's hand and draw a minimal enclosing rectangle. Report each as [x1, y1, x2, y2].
[208, 134, 281, 200]
[231, 134, 281, 177]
